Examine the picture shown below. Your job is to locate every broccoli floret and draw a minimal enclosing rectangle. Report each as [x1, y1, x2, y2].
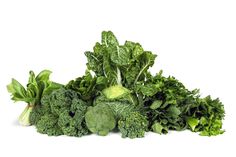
[85, 104, 116, 136]
[118, 112, 148, 138]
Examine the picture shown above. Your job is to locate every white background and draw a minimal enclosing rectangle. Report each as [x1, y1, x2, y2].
[0, 0, 235, 157]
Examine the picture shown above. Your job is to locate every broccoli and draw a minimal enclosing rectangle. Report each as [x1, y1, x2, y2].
[118, 112, 148, 138]
[85, 104, 116, 136]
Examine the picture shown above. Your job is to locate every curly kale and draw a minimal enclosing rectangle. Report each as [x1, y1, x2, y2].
[58, 99, 89, 137]
[30, 88, 89, 137]
[48, 88, 77, 115]
[36, 113, 63, 136]
[118, 112, 148, 138]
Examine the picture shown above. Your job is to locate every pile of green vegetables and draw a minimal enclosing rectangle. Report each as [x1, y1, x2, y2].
[7, 31, 225, 138]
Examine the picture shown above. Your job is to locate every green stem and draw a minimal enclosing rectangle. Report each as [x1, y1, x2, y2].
[18, 104, 34, 126]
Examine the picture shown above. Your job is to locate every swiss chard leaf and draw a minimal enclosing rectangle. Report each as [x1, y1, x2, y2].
[85, 31, 157, 89]
[102, 31, 119, 47]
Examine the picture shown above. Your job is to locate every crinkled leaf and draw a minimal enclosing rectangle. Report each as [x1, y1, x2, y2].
[110, 46, 130, 66]
[102, 31, 119, 47]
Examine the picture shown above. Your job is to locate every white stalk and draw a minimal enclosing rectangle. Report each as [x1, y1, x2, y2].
[18, 105, 33, 126]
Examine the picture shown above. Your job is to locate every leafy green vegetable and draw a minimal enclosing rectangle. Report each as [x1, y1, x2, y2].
[85, 104, 116, 136]
[118, 112, 148, 138]
[18, 105, 33, 126]
[186, 117, 199, 131]
[102, 85, 130, 99]
[85, 31, 156, 88]
[8, 31, 225, 138]
[137, 70, 197, 133]
[30, 88, 89, 137]
[151, 122, 168, 134]
[137, 70, 225, 136]
[150, 100, 162, 110]
[94, 87, 138, 119]
[185, 96, 225, 136]
[36, 113, 63, 136]
[66, 70, 107, 103]
[58, 101, 88, 137]
[7, 70, 62, 126]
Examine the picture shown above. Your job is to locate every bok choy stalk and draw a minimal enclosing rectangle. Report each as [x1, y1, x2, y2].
[7, 70, 62, 126]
